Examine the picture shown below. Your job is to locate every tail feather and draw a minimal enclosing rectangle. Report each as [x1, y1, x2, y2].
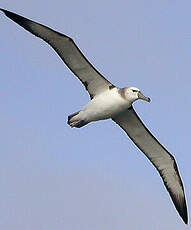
[67, 111, 88, 128]
[67, 111, 80, 124]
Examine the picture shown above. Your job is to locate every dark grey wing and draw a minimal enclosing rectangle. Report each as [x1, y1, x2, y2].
[0, 9, 113, 99]
[112, 106, 188, 224]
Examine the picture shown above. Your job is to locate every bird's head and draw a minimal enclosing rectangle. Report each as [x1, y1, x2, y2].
[124, 87, 151, 103]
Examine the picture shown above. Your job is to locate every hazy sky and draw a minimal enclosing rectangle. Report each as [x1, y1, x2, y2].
[0, 1, 191, 229]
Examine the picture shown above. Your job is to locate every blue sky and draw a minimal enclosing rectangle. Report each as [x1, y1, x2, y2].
[0, 1, 191, 229]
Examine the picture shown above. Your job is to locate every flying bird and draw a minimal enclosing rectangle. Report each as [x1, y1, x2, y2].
[0, 9, 188, 224]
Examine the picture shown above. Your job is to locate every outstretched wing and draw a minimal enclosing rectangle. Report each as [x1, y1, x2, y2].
[112, 106, 188, 224]
[1, 9, 113, 99]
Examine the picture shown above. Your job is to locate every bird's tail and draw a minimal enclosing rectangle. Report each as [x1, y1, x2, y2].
[67, 111, 88, 128]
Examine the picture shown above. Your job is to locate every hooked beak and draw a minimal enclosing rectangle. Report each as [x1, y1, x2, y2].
[138, 91, 151, 102]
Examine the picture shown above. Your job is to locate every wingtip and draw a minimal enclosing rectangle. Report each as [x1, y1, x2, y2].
[0, 8, 32, 30]
[183, 217, 188, 225]
[182, 213, 188, 225]
[0, 8, 17, 19]
[0, 8, 9, 14]
[181, 201, 188, 225]
[175, 195, 188, 225]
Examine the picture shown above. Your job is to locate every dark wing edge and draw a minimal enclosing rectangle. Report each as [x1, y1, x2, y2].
[0, 8, 114, 99]
[112, 106, 188, 224]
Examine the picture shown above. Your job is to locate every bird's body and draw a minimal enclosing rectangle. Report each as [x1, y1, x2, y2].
[69, 87, 132, 127]
[0, 8, 188, 224]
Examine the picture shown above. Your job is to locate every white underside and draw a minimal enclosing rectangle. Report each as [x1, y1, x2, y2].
[75, 88, 132, 123]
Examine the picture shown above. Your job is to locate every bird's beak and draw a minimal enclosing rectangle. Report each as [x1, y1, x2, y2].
[138, 91, 151, 102]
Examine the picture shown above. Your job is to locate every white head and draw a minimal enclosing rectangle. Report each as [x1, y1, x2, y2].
[124, 87, 151, 103]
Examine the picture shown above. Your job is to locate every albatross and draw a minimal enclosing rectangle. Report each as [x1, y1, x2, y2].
[0, 9, 188, 224]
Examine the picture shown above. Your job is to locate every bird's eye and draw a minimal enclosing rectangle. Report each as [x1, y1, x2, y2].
[132, 89, 138, 92]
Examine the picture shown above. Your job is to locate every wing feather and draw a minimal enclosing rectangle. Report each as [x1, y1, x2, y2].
[112, 107, 188, 224]
[1, 9, 113, 98]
